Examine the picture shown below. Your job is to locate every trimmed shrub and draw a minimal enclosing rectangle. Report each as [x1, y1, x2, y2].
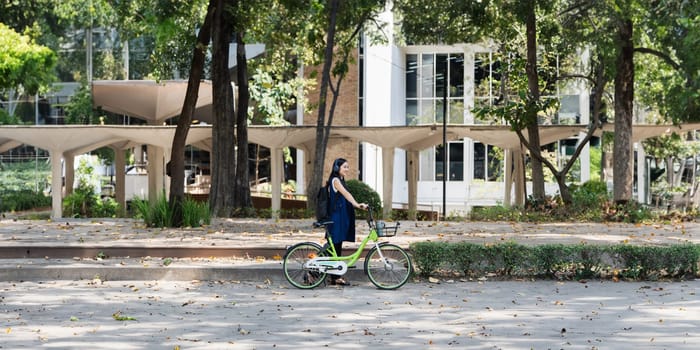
[345, 179, 382, 218]
[409, 241, 699, 281]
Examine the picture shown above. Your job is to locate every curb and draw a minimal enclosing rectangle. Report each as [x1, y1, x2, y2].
[0, 261, 369, 283]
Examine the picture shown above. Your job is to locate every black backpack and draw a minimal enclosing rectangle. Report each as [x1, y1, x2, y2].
[315, 184, 332, 221]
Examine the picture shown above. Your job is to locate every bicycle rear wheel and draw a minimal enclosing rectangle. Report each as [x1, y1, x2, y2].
[283, 242, 327, 289]
[364, 243, 412, 290]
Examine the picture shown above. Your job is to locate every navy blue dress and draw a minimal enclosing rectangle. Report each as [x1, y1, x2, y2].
[328, 177, 356, 244]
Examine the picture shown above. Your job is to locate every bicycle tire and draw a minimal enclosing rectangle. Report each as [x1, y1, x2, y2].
[283, 242, 327, 289]
[364, 243, 412, 290]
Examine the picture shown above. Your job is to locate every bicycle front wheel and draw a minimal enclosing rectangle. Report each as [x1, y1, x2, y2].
[283, 242, 327, 289]
[364, 243, 412, 290]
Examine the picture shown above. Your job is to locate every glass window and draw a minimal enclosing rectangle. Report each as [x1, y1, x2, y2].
[421, 54, 434, 98]
[487, 145, 503, 181]
[449, 142, 464, 181]
[473, 142, 485, 180]
[435, 145, 444, 181]
[449, 54, 464, 97]
[406, 100, 418, 126]
[406, 55, 418, 99]
[405, 52, 465, 126]
[420, 148, 434, 181]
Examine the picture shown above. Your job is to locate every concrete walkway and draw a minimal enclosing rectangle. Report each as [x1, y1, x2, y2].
[1, 279, 698, 349]
[1, 217, 699, 349]
[0, 217, 698, 282]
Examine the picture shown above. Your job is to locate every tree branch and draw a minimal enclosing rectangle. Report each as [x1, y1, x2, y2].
[634, 47, 681, 71]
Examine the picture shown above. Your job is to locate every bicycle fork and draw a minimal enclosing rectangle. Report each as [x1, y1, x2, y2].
[373, 243, 395, 271]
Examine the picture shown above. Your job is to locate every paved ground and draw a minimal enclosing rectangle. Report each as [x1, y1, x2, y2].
[1, 279, 698, 349]
[1, 217, 698, 249]
[1, 217, 699, 349]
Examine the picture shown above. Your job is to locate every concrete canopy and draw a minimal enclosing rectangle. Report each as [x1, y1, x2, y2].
[0, 125, 212, 218]
[91, 80, 214, 124]
[2, 122, 697, 219]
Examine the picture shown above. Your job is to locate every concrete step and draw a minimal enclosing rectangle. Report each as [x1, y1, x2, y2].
[0, 258, 369, 283]
[0, 246, 287, 259]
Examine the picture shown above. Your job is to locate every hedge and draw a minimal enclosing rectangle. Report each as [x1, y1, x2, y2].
[409, 241, 699, 281]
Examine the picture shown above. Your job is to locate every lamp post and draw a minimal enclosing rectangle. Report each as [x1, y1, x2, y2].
[442, 74, 447, 220]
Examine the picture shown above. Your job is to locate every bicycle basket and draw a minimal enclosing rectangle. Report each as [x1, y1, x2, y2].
[375, 220, 398, 237]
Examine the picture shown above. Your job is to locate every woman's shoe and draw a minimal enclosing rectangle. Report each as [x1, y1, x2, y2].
[330, 277, 350, 286]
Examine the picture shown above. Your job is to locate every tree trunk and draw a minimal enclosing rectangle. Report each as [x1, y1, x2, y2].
[307, 0, 340, 212]
[234, 32, 251, 209]
[613, 18, 634, 204]
[555, 172, 572, 204]
[168, 0, 214, 226]
[209, 0, 237, 217]
[524, 2, 545, 203]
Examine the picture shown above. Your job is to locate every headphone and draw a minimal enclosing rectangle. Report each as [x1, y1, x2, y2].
[333, 158, 345, 173]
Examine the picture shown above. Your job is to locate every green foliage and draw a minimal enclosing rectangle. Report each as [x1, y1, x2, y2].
[410, 241, 698, 281]
[410, 241, 450, 277]
[0, 23, 57, 93]
[181, 198, 211, 227]
[64, 83, 97, 124]
[0, 160, 51, 212]
[345, 179, 382, 218]
[0, 189, 51, 212]
[0, 108, 24, 125]
[62, 158, 118, 218]
[131, 194, 211, 228]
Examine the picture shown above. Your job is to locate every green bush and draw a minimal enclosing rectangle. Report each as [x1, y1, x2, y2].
[131, 194, 211, 228]
[409, 241, 699, 281]
[62, 158, 119, 218]
[0, 189, 51, 212]
[345, 179, 382, 218]
[182, 198, 211, 227]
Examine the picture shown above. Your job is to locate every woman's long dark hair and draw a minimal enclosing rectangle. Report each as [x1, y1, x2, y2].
[327, 158, 347, 187]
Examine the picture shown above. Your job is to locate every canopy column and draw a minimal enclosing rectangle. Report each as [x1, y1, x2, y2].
[270, 147, 283, 218]
[513, 150, 525, 206]
[64, 153, 75, 196]
[49, 150, 63, 219]
[113, 146, 126, 214]
[406, 149, 419, 220]
[147, 145, 165, 202]
[504, 149, 513, 207]
[381, 147, 395, 219]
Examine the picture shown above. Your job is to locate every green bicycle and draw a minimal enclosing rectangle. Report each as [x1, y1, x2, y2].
[282, 206, 412, 290]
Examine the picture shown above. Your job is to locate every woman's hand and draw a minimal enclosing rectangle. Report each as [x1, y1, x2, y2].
[357, 203, 368, 210]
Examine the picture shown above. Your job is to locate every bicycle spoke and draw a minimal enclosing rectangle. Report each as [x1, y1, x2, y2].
[365, 244, 412, 290]
[283, 243, 326, 289]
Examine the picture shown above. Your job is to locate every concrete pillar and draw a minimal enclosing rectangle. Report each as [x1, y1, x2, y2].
[64, 153, 75, 196]
[381, 147, 395, 219]
[514, 150, 525, 206]
[504, 149, 513, 207]
[49, 150, 63, 219]
[147, 145, 164, 202]
[113, 147, 126, 214]
[407, 149, 419, 220]
[270, 147, 283, 218]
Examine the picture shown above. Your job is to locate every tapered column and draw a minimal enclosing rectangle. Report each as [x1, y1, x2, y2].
[381, 147, 395, 219]
[50, 150, 63, 219]
[407, 150, 419, 220]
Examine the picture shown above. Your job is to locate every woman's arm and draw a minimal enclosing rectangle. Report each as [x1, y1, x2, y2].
[332, 178, 368, 210]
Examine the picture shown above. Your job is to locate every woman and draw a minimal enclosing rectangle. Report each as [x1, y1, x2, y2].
[326, 158, 368, 286]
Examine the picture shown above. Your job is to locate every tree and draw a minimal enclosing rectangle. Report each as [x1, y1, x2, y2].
[306, 0, 388, 213]
[168, 1, 213, 225]
[0, 23, 56, 95]
[208, 0, 237, 217]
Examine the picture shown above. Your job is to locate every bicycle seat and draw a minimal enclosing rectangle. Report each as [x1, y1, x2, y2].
[313, 220, 334, 228]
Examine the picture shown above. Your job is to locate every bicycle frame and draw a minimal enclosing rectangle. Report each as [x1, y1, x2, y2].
[306, 207, 386, 274]
[284, 205, 412, 289]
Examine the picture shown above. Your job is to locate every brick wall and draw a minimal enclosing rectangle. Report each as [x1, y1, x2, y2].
[304, 49, 361, 182]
